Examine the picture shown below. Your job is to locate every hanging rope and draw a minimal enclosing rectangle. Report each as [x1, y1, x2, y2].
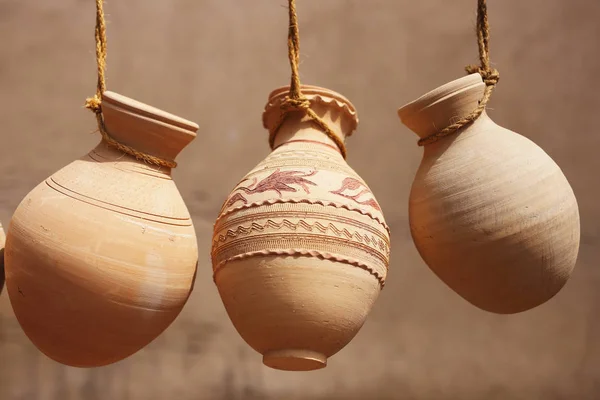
[418, 0, 500, 147]
[84, 0, 177, 168]
[269, 0, 348, 159]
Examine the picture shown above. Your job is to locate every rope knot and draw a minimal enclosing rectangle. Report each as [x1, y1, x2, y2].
[466, 65, 500, 87]
[269, 91, 347, 159]
[280, 96, 311, 112]
[84, 0, 177, 169]
[417, 0, 496, 147]
[84, 95, 102, 114]
[272, 0, 347, 159]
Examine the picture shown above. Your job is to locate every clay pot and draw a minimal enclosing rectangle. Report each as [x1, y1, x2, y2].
[212, 85, 390, 371]
[398, 73, 580, 314]
[0, 223, 5, 295]
[5, 91, 199, 367]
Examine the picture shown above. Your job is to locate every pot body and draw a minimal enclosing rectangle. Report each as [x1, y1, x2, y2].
[5, 92, 199, 367]
[212, 85, 390, 371]
[0, 223, 5, 295]
[399, 74, 580, 314]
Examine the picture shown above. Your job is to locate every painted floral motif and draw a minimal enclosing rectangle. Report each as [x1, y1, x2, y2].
[221, 192, 248, 211]
[235, 169, 317, 198]
[330, 177, 382, 211]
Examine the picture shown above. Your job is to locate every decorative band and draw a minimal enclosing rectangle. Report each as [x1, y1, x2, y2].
[213, 249, 385, 288]
[45, 178, 192, 226]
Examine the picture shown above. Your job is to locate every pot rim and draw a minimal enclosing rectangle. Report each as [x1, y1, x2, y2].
[397, 73, 484, 122]
[265, 84, 357, 114]
[262, 84, 359, 134]
[102, 91, 199, 134]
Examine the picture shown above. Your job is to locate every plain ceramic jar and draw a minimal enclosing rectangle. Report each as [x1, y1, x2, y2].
[212, 85, 390, 371]
[398, 73, 580, 314]
[5, 92, 199, 367]
[0, 223, 5, 295]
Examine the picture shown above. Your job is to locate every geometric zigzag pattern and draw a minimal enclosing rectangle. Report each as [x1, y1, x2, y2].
[214, 219, 389, 254]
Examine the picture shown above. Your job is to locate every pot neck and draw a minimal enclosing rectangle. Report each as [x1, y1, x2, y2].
[100, 91, 198, 166]
[398, 73, 487, 139]
[263, 85, 359, 154]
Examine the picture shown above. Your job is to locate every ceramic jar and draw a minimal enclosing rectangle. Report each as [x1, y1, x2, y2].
[212, 85, 390, 371]
[5, 91, 199, 367]
[0, 223, 5, 295]
[398, 73, 580, 314]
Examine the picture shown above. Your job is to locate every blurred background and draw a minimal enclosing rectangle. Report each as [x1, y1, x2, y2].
[1, 0, 599, 399]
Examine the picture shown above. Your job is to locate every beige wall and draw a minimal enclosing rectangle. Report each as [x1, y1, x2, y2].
[0, 1, 599, 399]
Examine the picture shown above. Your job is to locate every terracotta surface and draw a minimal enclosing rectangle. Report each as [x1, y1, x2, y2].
[4, 91, 199, 367]
[0, 0, 599, 399]
[0, 223, 5, 295]
[213, 85, 389, 371]
[398, 73, 580, 314]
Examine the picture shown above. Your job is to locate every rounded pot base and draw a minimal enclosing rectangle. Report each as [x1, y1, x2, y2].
[262, 349, 327, 371]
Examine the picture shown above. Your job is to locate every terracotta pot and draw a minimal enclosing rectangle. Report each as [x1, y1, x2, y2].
[212, 85, 390, 371]
[5, 91, 199, 367]
[398, 73, 580, 314]
[0, 223, 5, 295]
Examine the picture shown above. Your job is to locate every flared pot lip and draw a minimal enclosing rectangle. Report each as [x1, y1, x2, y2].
[265, 84, 357, 114]
[102, 91, 199, 134]
[262, 84, 359, 133]
[397, 73, 484, 122]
